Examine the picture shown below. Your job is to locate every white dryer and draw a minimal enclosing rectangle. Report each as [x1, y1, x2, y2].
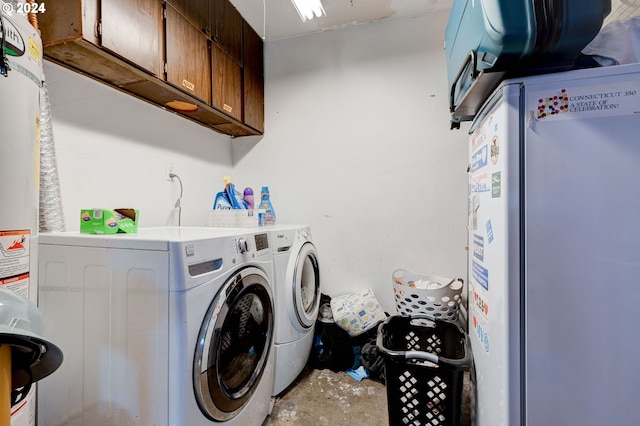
[269, 225, 321, 396]
[37, 227, 275, 425]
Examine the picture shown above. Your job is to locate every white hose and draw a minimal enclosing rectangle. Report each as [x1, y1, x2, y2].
[39, 82, 66, 232]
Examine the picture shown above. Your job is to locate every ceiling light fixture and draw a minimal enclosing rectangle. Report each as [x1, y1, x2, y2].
[291, 0, 326, 23]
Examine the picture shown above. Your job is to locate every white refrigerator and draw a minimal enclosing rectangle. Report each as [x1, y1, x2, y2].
[467, 62, 640, 426]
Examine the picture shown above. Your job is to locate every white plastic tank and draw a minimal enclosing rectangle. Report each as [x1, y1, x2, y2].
[0, 5, 43, 425]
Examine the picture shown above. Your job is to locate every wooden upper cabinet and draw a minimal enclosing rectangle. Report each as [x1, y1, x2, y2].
[38, 0, 159, 86]
[165, 4, 212, 103]
[165, 0, 210, 35]
[38, 0, 100, 45]
[212, 44, 242, 122]
[243, 23, 264, 133]
[101, 0, 163, 77]
[211, 0, 243, 66]
[39, 0, 264, 136]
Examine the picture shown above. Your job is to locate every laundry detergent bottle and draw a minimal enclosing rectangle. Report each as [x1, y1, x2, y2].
[243, 187, 255, 209]
[259, 186, 276, 226]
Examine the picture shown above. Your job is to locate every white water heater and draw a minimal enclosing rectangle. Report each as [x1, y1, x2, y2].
[0, 7, 43, 426]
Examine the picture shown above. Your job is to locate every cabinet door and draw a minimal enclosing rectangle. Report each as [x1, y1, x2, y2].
[39, 0, 100, 46]
[165, 0, 210, 35]
[211, 0, 243, 66]
[166, 4, 211, 103]
[212, 44, 242, 122]
[101, 0, 163, 77]
[243, 23, 264, 132]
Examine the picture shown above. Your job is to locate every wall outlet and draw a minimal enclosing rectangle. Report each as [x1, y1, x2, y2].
[166, 164, 176, 181]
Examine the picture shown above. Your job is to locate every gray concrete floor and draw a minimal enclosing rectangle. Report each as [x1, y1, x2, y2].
[264, 367, 388, 425]
[264, 367, 472, 426]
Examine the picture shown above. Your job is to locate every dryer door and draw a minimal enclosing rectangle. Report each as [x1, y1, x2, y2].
[193, 266, 274, 421]
[291, 242, 321, 329]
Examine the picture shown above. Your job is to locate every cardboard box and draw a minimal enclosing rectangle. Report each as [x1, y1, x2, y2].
[80, 209, 139, 234]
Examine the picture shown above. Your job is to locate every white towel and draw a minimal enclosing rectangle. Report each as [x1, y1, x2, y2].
[582, 16, 640, 66]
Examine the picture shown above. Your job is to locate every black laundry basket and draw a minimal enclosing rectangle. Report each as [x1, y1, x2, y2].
[376, 314, 471, 426]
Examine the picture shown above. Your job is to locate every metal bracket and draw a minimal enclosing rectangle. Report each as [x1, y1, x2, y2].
[0, 16, 10, 77]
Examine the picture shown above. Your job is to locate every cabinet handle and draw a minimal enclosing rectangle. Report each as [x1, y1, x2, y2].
[95, 20, 102, 39]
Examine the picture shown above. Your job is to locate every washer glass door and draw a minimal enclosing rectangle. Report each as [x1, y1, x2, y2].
[293, 242, 321, 329]
[193, 266, 273, 421]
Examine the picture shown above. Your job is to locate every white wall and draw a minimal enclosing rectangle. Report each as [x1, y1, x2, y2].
[42, 12, 469, 314]
[232, 12, 470, 313]
[44, 62, 234, 229]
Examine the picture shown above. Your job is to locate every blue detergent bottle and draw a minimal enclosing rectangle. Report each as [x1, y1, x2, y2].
[259, 186, 276, 226]
[223, 176, 245, 209]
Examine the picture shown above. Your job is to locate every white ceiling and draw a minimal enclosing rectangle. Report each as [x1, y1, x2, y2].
[230, 0, 454, 41]
[230, 0, 639, 42]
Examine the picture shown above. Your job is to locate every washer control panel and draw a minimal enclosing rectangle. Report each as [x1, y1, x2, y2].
[237, 238, 249, 254]
[254, 233, 269, 251]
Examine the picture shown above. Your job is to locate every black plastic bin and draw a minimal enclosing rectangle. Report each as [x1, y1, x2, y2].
[376, 314, 471, 426]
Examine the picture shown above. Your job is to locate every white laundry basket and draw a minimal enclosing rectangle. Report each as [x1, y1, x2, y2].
[392, 269, 464, 320]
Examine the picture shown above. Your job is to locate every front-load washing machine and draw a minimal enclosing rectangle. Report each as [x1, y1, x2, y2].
[269, 225, 321, 396]
[37, 227, 275, 425]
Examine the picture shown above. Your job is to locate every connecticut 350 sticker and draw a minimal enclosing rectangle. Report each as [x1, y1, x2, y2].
[534, 80, 640, 121]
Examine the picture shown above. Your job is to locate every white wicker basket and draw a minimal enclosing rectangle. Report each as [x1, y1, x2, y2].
[207, 209, 261, 228]
[392, 269, 463, 320]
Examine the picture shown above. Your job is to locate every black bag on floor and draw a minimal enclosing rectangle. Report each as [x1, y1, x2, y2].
[358, 327, 386, 384]
[307, 294, 354, 372]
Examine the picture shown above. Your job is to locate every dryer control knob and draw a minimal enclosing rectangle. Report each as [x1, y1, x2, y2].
[237, 238, 249, 254]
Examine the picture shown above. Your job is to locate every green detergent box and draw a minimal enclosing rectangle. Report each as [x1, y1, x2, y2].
[80, 209, 139, 234]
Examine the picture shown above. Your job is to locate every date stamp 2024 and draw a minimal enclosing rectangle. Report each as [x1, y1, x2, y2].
[2, 2, 47, 14]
